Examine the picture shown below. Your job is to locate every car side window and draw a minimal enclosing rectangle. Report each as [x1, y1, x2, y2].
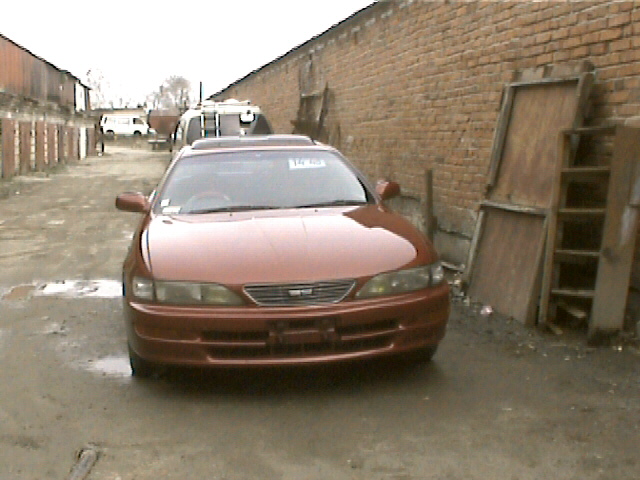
[186, 117, 202, 145]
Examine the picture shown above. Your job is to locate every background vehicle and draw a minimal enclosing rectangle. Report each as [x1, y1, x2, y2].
[147, 109, 181, 150]
[100, 114, 154, 137]
[173, 99, 272, 149]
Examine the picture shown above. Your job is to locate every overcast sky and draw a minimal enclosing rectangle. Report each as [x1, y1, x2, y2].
[2, 0, 375, 106]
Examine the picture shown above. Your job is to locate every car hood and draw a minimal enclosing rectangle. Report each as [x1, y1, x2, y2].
[143, 205, 435, 285]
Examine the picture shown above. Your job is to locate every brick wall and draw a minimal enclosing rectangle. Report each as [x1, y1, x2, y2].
[217, 0, 639, 279]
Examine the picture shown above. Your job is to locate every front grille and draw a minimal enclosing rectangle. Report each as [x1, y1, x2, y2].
[208, 335, 392, 359]
[244, 279, 356, 306]
[201, 330, 268, 342]
[337, 318, 398, 337]
[201, 317, 400, 360]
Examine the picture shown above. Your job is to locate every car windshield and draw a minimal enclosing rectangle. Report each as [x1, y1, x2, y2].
[155, 150, 372, 214]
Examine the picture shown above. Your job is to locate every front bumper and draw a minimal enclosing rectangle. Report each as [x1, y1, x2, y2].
[124, 283, 450, 367]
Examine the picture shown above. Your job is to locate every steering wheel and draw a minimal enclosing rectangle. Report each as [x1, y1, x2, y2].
[183, 191, 232, 212]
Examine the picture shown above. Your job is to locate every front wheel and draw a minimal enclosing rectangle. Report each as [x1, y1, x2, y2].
[128, 344, 155, 378]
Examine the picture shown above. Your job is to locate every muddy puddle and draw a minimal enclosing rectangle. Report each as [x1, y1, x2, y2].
[83, 355, 132, 378]
[2, 280, 122, 301]
[36, 280, 122, 298]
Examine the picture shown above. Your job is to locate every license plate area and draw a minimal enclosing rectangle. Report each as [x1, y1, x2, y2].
[267, 317, 338, 345]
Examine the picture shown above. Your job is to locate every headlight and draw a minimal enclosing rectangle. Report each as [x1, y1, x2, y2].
[156, 281, 244, 305]
[356, 263, 445, 299]
[131, 277, 244, 305]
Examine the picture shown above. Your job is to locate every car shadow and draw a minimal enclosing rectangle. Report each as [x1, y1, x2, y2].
[138, 356, 448, 398]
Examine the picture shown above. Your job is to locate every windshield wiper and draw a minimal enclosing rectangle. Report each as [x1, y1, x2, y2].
[293, 200, 369, 208]
[187, 205, 279, 214]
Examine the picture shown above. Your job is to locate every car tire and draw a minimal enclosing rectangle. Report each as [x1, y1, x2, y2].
[133, 131, 142, 137]
[105, 130, 115, 138]
[128, 344, 155, 378]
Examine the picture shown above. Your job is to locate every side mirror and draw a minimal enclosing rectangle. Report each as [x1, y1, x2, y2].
[375, 180, 401, 201]
[115, 192, 150, 213]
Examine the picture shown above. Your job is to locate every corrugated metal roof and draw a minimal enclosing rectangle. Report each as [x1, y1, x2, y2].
[0, 32, 88, 87]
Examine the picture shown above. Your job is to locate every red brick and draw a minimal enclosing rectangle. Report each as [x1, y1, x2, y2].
[600, 27, 623, 42]
[589, 43, 608, 55]
[608, 12, 632, 27]
[610, 38, 632, 51]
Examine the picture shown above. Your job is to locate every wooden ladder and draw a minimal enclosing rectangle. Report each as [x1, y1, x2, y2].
[538, 125, 640, 341]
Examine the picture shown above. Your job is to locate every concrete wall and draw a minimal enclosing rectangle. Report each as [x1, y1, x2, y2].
[214, 0, 640, 278]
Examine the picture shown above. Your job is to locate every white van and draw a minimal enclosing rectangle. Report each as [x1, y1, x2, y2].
[173, 99, 272, 149]
[100, 115, 153, 136]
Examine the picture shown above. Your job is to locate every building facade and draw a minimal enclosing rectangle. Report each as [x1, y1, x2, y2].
[0, 33, 96, 179]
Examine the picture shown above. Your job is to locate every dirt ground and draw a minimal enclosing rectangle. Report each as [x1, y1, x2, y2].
[0, 145, 639, 480]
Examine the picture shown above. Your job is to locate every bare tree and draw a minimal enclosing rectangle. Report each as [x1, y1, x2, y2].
[148, 76, 192, 110]
[85, 69, 110, 109]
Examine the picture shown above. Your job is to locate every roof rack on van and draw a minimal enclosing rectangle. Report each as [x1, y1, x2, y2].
[173, 99, 274, 148]
[191, 134, 316, 150]
[199, 99, 263, 138]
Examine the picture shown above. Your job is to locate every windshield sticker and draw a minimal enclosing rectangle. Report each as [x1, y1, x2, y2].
[160, 199, 170, 207]
[162, 206, 182, 214]
[288, 158, 326, 169]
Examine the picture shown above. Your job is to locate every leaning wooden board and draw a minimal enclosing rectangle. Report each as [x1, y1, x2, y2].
[589, 126, 640, 338]
[466, 67, 593, 324]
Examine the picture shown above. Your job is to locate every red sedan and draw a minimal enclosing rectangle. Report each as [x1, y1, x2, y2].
[116, 135, 449, 376]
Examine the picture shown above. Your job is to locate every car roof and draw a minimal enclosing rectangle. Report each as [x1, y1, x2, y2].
[190, 134, 317, 151]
